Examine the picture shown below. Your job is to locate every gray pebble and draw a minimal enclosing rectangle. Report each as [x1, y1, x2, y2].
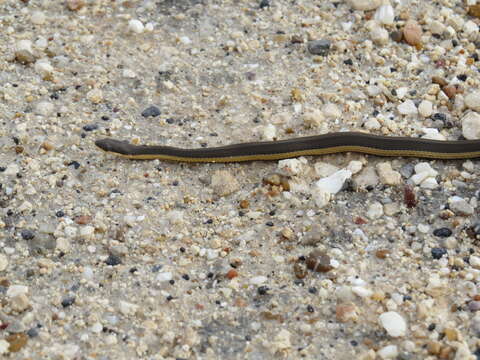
[141, 105, 161, 118]
[307, 39, 331, 56]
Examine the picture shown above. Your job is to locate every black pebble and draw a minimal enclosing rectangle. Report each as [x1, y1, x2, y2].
[431, 247, 447, 259]
[259, 0, 270, 8]
[0, 167, 5, 172]
[457, 74, 467, 81]
[343, 59, 353, 65]
[141, 106, 161, 118]
[105, 254, 122, 266]
[433, 228, 452, 237]
[68, 161, 81, 169]
[307, 305, 314, 313]
[432, 113, 447, 121]
[55, 210, 65, 218]
[265, 221, 274, 227]
[307, 39, 331, 56]
[21, 229, 35, 240]
[82, 124, 98, 132]
[61, 296, 76, 308]
[257, 286, 269, 295]
[101, 115, 110, 121]
[308, 287, 317, 294]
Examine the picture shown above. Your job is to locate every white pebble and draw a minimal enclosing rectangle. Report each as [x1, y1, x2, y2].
[278, 159, 303, 176]
[315, 169, 352, 195]
[262, 124, 277, 140]
[374, 4, 394, 25]
[364, 118, 381, 130]
[397, 100, 417, 115]
[119, 300, 138, 316]
[34, 60, 54, 77]
[7, 285, 28, 297]
[64, 226, 77, 238]
[35, 101, 55, 116]
[465, 92, 480, 111]
[179, 36, 192, 44]
[418, 100, 433, 117]
[347, 160, 363, 174]
[303, 109, 324, 127]
[367, 201, 384, 219]
[122, 69, 136, 78]
[379, 311, 407, 337]
[352, 286, 373, 297]
[376, 163, 401, 185]
[128, 19, 144, 34]
[79, 226, 95, 240]
[15, 39, 35, 63]
[421, 128, 445, 141]
[87, 88, 103, 104]
[462, 111, 480, 139]
[0, 254, 7, 271]
[0, 340, 9, 354]
[396, 87, 408, 99]
[322, 103, 341, 118]
[470, 255, 480, 269]
[156, 272, 173, 282]
[314, 162, 339, 177]
[4, 163, 20, 176]
[91, 322, 103, 333]
[83, 266, 94, 280]
[347, 0, 382, 11]
[312, 188, 331, 208]
[250, 276, 268, 285]
[31, 11, 46, 25]
[371, 26, 389, 45]
[378, 345, 398, 359]
[420, 177, 438, 189]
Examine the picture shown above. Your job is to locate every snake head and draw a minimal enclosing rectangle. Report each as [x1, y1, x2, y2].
[95, 138, 132, 155]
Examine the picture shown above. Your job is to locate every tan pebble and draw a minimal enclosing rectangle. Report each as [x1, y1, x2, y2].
[211, 170, 240, 196]
[443, 328, 458, 341]
[390, 31, 403, 43]
[403, 21, 422, 46]
[291, 35, 303, 44]
[41, 142, 54, 151]
[371, 291, 385, 301]
[468, 5, 480, 18]
[239, 199, 249, 209]
[6, 333, 28, 352]
[432, 76, 448, 87]
[293, 261, 308, 279]
[336, 303, 358, 323]
[10, 294, 30, 312]
[375, 249, 390, 259]
[66, 0, 85, 11]
[306, 249, 333, 272]
[281, 227, 294, 240]
[427, 341, 441, 355]
[439, 346, 453, 359]
[74, 215, 92, 225]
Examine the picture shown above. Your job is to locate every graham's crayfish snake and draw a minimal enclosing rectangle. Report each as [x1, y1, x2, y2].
[95, 132, 480, 163]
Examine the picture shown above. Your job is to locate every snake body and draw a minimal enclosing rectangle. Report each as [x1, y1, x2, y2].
[95, 132, 480, 162]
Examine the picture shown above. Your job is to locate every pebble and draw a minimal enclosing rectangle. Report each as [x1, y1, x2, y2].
[322, 103, 341, 118]
[15, 39, 36, 64]
[418, 100, 433, 117]
[314, 162, 339, 177]
[118, 300, 138, 316]
[21, 229, 35, 240]
[403, 21, 422, 47]
[377, 345, 398, 359]
[347, 0, 381, 11]
[250, 275, 268, 285]
[336, 303, 358, 322]
[211, 170, 240, 196]
[0, 254, 7, 271]
[367, 202, 383, 219]
[315, 169, 352, 195]
[156, 271, 173, 282]
[79, 226, 95, 240]
[379, 311, 407, 337]
[374, 4, 394, 25]
[86, 88, 103, 104]
[465, 92, 480, 111]
[0, 340, 8, 354]
[469, 301, 480, 312]
[278, 159, 304, 176]
[376, 163, 401, 185]
[31, 11, 46, 25]
[303, 109, 324, 127]
[66, 0, 85, 11]
[462, 111, 480, 139]
[421, 128, 445, 141]
[433, 227, 452, 237]
[35, 101, 54, 116]
[305, 249, 333, 272]
[397, 99, 417, 115]
[470, 255, 480, 269]
[448, 196, 474, 216]
[34, 60, 54, 78]
[105, 254, 122, 266]
[7, 285, 28, 298]
[4, 163, 19, 176]
[128, 19, 144, 34]
[262, 124, 277, 140]
[141, 105, 161, 118]
[371, 26, 389, 45]
[431, 247, 447, 260]
[307, 39, 331, 56]
[410, 162, 438, 186]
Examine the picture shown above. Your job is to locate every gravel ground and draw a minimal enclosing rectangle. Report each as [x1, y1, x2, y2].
[2, 0, 480, 359]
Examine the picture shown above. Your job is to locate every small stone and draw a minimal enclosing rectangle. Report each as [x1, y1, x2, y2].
[307, 39, 331, 56]
[315, 169, 352, 195]
[20, 229, 35, 240]
[259, 0, 270, 8]
[376, 163, 401, 185]
[10, 294, 30, 312]
[119, 300, 138, 316]
[128, 19, 144, 34]
[35, 101, 54, 116]
[30, 11, 46, 25]
[278, 159, 303, 176]
[211, 170, 240, 196]
[403, 21, 422, 47]
[379, 311, 407, 337]
[347, 0, 382, 11]
[442, 85, 457, 99]
[262, 124, 277, 140]
[86, 88, 103, 104]
[433, 228, 452, 237]
[431, 247, 447, 260]
[378, 345, 398, 359]
[418, 100, 433, 117]
[66, 0, 85, 11]
[56, 237, 71, 253]
[449, 197, 474, 216]
[336, 303, 358, 322]
[61, 296, 75, 308]
[465, 92, 480, 111]
[470, 255, 480, 269]
[15, 40, 36, 64]
[397, 99, 417, 115]
[468, 301, 480, 311]
[34, 60, 54, 78]
[0, 254, 7, 271]
[105, 254, 122, 266]
[371, 26, 389, 45]
[5, 333, 28, 353]
[367, 202, 383, 219]
[305, 249, 333, 272]
[156, 272, 173, 282]
[0, 340, 8, 355]
[322, 103, 341, 118]
[79, 226, 95, 240]
[250, 276, 268, 285]
[7, 285, 28, 298]
[303, 109, 324, 127]
[374, 4, 394, 25]
[462, 112, 480, 140]
[421, 128, 445, 141]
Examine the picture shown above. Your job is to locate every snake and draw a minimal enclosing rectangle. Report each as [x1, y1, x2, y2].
[95, 132, 480, 163]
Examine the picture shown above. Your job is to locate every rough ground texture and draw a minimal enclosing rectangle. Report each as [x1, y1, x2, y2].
[2, 0, 480, 359]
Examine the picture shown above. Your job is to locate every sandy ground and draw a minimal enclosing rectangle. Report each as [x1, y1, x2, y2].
[2, 0, 480, 359]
